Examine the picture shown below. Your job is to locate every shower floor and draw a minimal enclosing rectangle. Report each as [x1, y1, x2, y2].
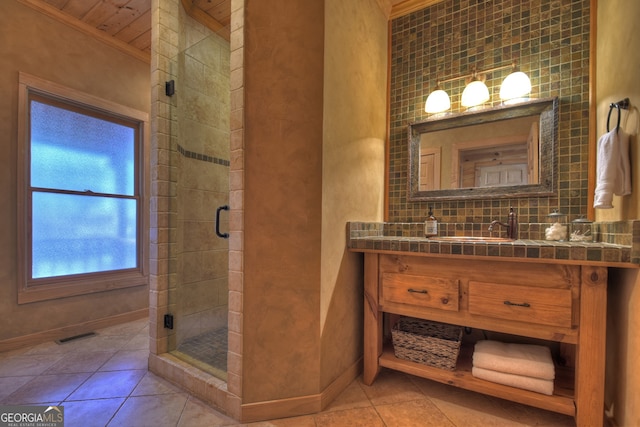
[174, 327, 227, 380]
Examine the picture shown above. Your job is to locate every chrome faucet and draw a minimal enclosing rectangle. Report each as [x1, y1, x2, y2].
[488, 207, 518, 239]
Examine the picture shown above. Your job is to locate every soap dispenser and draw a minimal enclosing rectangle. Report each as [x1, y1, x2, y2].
[425, 207, 438, 237]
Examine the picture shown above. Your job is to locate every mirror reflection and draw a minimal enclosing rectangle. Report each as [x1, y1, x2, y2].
[409, 98, 558, 201]
[420, 115, 539, 190]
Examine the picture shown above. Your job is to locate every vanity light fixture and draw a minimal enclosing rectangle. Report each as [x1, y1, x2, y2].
[424, 61, 531, 114]
[499, 65, 532, 104]
[461, 71, 490, 108]
[424, 84, 451, 114]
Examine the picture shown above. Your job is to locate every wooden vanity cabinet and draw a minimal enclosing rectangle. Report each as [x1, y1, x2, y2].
[363, 253, 607, 427]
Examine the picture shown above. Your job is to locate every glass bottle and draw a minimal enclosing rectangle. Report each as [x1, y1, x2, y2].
[424, 207, 438, 237]
[545, 210, 568, 241]
[571, 217, 593, 242]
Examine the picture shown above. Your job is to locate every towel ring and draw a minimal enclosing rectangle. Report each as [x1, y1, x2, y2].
[607, 98, 630, 133]
[607, 104, 621, 133]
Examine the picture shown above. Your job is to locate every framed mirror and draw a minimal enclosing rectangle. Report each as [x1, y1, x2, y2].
[408, 97, 558, 201]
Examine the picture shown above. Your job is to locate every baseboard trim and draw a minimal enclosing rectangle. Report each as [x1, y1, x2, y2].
[240, 358, 362, 423]
[320, 357, 363, 409]
[0, 308, 148, 352]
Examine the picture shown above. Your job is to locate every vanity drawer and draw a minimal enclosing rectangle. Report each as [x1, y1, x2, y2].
[381, 273, 459, 312]
[468, 281, 572, 328]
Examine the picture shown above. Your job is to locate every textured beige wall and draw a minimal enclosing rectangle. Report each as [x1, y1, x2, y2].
[242, 0, 325, 402]
[595, 1, 640, 221]
[0, 0, 150, 342]
[321, 0, 387, 388]
[597, 1, 640, 425]
[242, 0, 387, 403]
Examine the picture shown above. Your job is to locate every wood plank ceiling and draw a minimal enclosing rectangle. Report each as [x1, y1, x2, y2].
[21, 0, 435, 63]
[23, 0, 231, 61]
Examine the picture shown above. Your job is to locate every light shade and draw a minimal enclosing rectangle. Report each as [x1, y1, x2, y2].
[461, 80, 490, 108]
[425, 89, 451, 114]
[500, 71, 531, 102]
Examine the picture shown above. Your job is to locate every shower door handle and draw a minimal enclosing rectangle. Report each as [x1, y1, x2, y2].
[215, 205, 229, 239]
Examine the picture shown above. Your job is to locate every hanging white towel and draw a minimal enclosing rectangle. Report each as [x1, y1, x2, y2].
[594, 128, 631, 209]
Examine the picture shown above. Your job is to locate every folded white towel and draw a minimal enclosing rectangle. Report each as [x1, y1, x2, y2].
[472, 366, 554, 395]
[473, 340, 555, 380]
[594, 128, 631, 209]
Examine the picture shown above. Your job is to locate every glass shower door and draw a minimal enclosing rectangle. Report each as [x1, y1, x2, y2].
[167, 25, 231, 381]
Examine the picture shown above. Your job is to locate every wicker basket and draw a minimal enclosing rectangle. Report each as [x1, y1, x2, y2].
[391, 317, 463, 370]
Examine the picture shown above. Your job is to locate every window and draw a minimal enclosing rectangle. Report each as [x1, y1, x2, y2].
[17, 73, 149, 303]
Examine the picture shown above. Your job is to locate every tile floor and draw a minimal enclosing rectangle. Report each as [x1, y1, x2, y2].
[177, 327, 228, 378]
[0, 318, 578, 426]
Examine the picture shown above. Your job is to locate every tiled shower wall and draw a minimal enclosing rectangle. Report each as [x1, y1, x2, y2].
[175, 18, 230, 345]
[388, 0, 590, 224]
[150, 0, 237, 416]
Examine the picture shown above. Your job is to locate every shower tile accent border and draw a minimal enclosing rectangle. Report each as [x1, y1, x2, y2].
[178, 144, 230, 166]
[347, 220, 640, 265]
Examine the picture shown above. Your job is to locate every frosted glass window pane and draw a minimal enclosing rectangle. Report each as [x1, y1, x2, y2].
[32, 192, 137, 278]
[30, 100, 135, 195]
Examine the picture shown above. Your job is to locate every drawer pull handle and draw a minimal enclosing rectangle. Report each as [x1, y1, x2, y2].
[407, 288, 428, 294]
[504, 300, 530, 308]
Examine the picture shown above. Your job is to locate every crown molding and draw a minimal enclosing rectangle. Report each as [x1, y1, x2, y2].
[390, 0, 443, 20]
[17, 0, 150, 63]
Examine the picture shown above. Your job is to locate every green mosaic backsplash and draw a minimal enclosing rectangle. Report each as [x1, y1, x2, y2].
[389, 0, 591, 225]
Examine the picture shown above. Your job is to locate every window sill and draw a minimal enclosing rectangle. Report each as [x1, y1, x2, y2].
[18, 271, 148, 304]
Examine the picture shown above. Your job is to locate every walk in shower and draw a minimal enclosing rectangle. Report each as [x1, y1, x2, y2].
[165, 12, 231, 381]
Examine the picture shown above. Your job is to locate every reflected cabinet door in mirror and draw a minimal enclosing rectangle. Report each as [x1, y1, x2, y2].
[408, 98, 558, 201]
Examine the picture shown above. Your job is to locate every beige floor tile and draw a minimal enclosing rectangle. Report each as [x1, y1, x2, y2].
[62, 398, 125, 427]
[0, 354, 63, 377]
[376, 398, 456, 427]
[0, 347, 30, 360]
[0, 376, 34, 401]
[122, 333, 151, 351]
[0, 318, 584, 427]
[415, 377, 577, 427]
[45, 351, 115, 374]
[177, 395, 238, 426]
[409, 375, 474, 400]
[107, 394, 188, 427]
[99, 318, 148, 336]
[358, 369, 424, 406]
[23, 340, 77, 356]
[132, 372, 186, 396]
[536, 415, 577, 427]
[28, 333, 124, 355]
[314, 406, 385, 427]
[67, 334, 133, 352]
[245, 415, 316, 426]
[485, 395, 576, 427]
[322, 378, 372, 412]
[100, 349, 149, 371]
[530, 412, 576, 426]
[429, 391, 532, 427]
[3, 373, 90, 405]
[67, 369, 146, 400]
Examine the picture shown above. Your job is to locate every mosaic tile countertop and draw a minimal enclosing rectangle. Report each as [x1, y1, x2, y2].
[348, 222, 640, 266]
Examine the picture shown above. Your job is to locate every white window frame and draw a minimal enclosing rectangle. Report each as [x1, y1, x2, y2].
[17, 72, 149, 304]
